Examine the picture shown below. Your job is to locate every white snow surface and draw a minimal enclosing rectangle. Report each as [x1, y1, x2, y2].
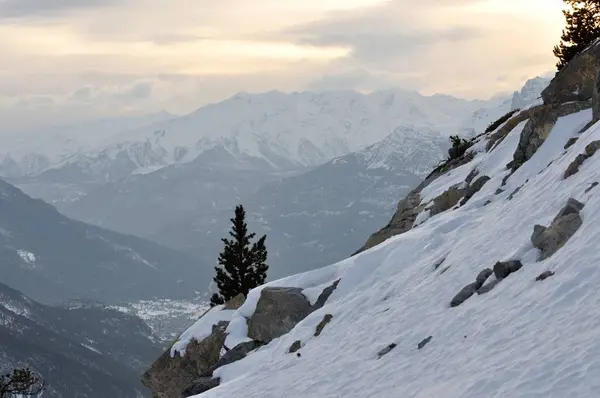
[191, 108, 600, 398]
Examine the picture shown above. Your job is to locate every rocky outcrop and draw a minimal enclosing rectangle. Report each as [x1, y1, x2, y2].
[531, 198, 584, 260]
[564, 137, 579, 150]
[450, 268, 493, 307]
[223, 293, 245, 309]
[542, 39, 600, 106]
[181, 377, 220, 398]
[247, 287, 314, 343]
[142, 321, 228, 398]
[486, 106, 542, 152]
[511, 101, 592, 171]
[430, 185, 463, 215]
[585, 181, 599, 193]
[357, 153, 476, 253]
[564, 140, 600, 179]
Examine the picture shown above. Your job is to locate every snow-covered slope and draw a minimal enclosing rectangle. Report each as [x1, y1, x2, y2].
[178, 105, 600, 397]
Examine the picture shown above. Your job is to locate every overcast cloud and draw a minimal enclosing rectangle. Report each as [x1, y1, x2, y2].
[0, 0, 565, 131]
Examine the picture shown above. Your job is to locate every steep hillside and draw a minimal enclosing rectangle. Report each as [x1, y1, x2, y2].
[151, 127, 448, 280]
[0, 179, 208, 304]
[0, 282, 160, 397]
[142, 45, 600, 398]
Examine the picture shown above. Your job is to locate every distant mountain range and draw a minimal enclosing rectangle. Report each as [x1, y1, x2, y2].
[0, 179, 209, 305]
[0, 281, 160, 397]
[1, 79, 550, 283]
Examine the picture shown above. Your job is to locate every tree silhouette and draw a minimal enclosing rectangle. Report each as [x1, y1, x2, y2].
[0, 367, 45, 398]
[210, 205, 268, 306]
[554, 0, 600, 70]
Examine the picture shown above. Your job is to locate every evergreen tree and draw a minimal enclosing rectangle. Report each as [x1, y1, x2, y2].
[210, 205, 268, 306]
[554, 0, 600, 70]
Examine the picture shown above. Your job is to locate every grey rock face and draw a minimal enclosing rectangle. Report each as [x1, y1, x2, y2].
[594, 68, 600, 121]
[460, 176, 491, 206]
[493, 260, 523, 279]
[512, 101, 592, 172]
[531, 198, 584, 260]
[564, 140, 600, 179]
[542, 39, 600, 105]
[181, 377, 220, 397]
[247, 287, 314, 343]
[313, 279, 340, 310]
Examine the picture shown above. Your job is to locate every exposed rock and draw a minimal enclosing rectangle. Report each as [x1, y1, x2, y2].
[433, 257, 446, 270]
[377, 343, 397, 358]
[564, 137, 579, 149]
[142, 321, 228, 398]
[477, 279, 501, 295]
[417, 336, 433, 350]
[512, 101, 592, 172]
[357, 151, 476, 253]
[430, 185, 464, 216]
[247, 287, 313, 343]
[460, 176, 490, 206]
[202, 340, 263, 377]
[501, 173, 511, 187]
[486, 107, 536, 152]
[507, 185, 523, 201]
[450, 283, 479, 308]
[585, 140, 600, 156]
[475, 269, 493, 286]
[542, 39, 600, 105]
[181, 377, 220, 398]
[439, 266, 450, 275]
[313, 279, 340, 310]
[484, 200, 492, 206]
[493, 260, 523, 279]
[223, 293, 246, 310]
[289, 340, 302, 353]
[495, 188, 504, 195]
[314, 314, 333, 337]
[531, 198, 584, 260]
[585, 182, 599, 193]
[464, 168, 480, 186]
[535, 271, 555, 282]
[564, 154, 589, 179]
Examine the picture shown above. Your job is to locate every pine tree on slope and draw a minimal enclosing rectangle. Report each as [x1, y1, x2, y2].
[554, 0, 600, 70]
[210, 205, 268, 307]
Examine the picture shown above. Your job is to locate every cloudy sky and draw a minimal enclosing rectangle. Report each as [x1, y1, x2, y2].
[0, 0, 565, 130]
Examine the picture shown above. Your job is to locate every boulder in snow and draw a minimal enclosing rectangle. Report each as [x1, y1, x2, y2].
[430, 185, 464, 216]
[377, 343, 397, 358]
[564, 140, 600, 179]
[289, 340, 302, 353]
[313, 279, 340, 310]
[202, 340, 264, 377]
[493, 260, 523, 279]
[248, 287, 314, 343]
[535, 271, 555, 282]
[417, 336, 433, 350]
[531, 198, 584, 260]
